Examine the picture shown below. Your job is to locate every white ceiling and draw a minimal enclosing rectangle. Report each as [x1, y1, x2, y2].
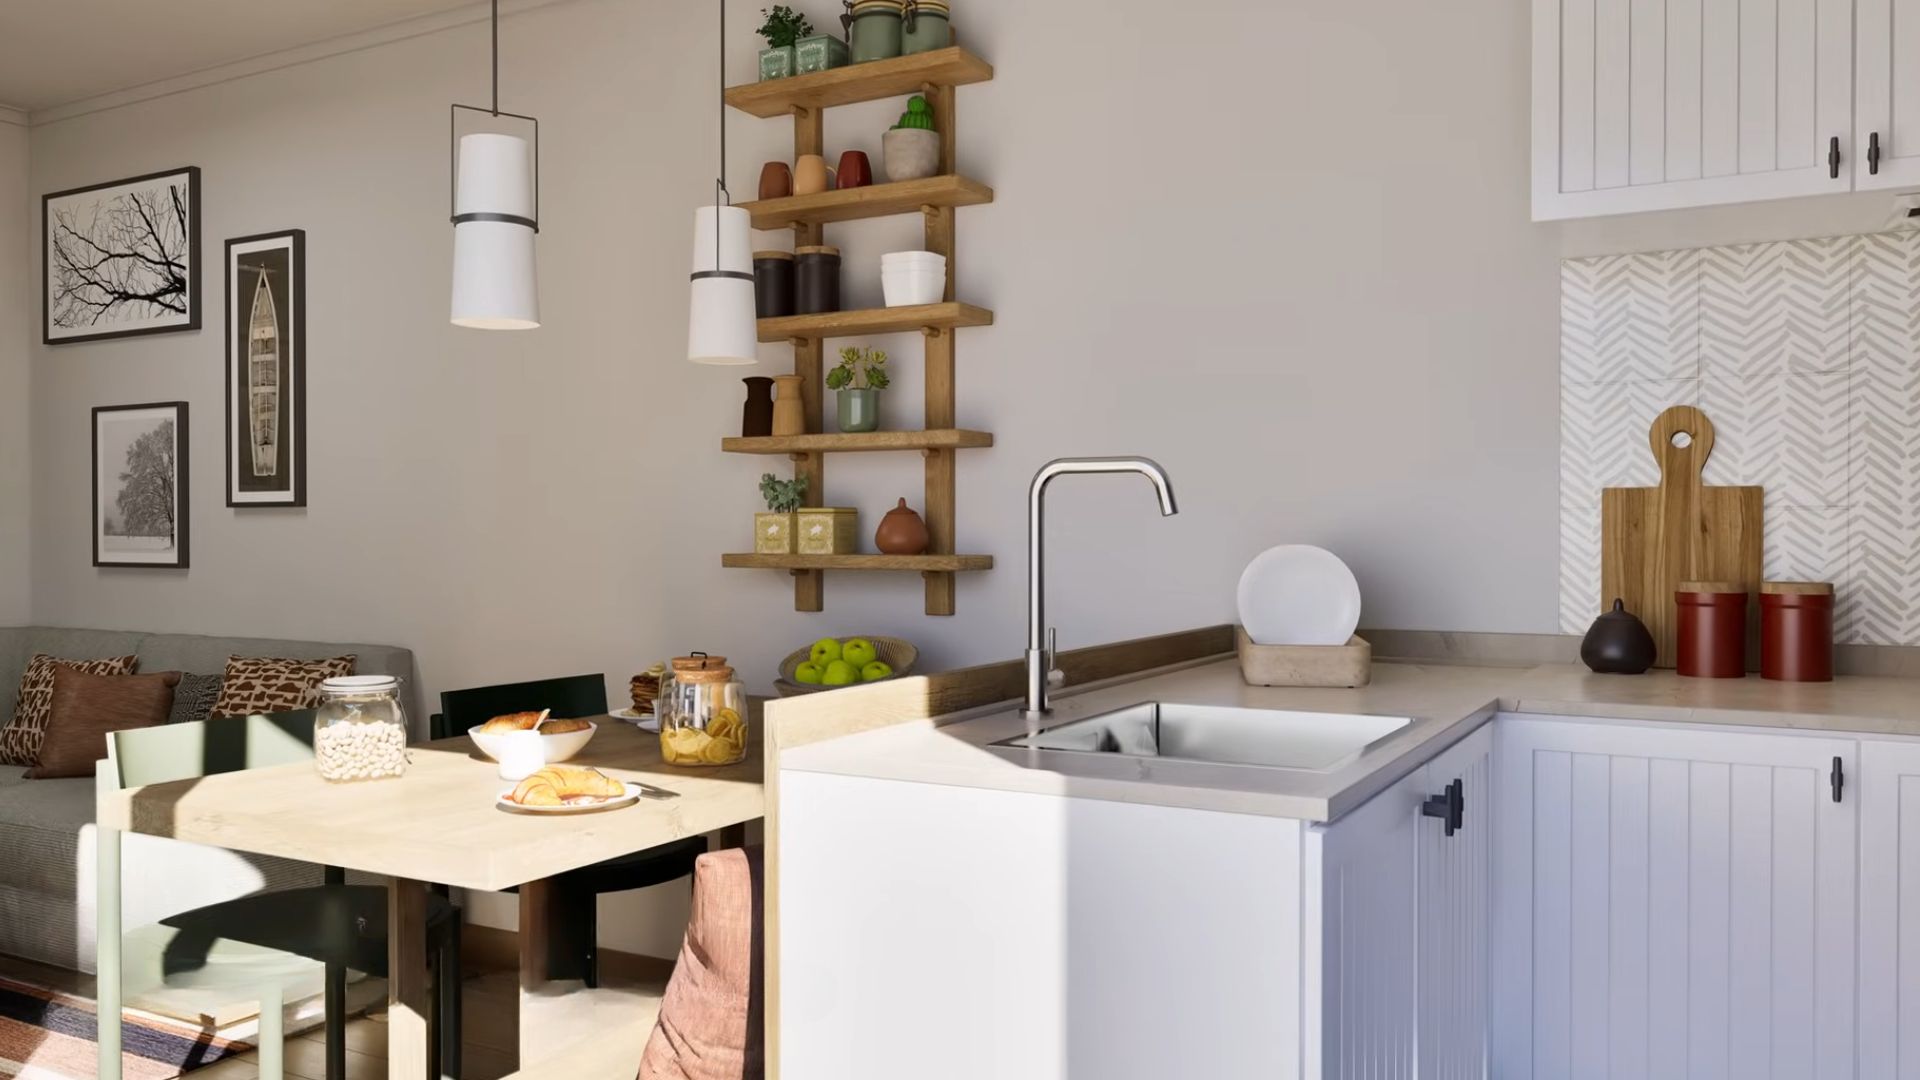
[0, 0, 477, 112]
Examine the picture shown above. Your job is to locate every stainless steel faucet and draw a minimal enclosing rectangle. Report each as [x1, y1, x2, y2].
[1022, 457, 1179, 717]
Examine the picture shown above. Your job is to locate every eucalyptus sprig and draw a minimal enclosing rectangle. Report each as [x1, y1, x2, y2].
[758, 5, 813, 47]
[827, 346, 890, 391]
[760, 472, 808, 513]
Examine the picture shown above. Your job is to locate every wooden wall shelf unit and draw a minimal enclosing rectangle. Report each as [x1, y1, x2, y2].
[725, 45, 994, 616]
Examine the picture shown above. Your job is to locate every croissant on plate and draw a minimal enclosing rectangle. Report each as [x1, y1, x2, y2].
[509, 765, 624, 807]
[479, 709, 549, 734]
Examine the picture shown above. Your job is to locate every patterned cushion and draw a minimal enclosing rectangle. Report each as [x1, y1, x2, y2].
[209, 655, 356, 718]
[0, 653, 139, 766]
[166, 672, 224, 725]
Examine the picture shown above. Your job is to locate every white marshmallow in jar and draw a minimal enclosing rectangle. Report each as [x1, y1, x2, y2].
[313, 675, 410, 782]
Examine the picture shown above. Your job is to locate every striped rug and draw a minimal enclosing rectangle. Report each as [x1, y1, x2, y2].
[0, 975, 249, 1079]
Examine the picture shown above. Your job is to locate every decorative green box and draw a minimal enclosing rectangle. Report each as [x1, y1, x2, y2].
[796, 507, 859, 555]
[795, 34, 850, 74]
[759, 46, 796, 81]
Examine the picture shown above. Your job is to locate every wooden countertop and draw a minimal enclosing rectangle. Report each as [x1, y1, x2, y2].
[96, 718, 764, 891]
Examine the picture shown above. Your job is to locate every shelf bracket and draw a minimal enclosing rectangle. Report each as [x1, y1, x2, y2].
[923, 326, 943, 339]
[788, 336, 808, 348]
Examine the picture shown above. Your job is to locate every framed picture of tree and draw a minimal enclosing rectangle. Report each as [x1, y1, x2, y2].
[44, 166, 201, 345]
[93, 402, 189, 569]
[225, 230, 306, 507]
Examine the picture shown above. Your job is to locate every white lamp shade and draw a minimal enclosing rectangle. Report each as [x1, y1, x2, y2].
[451, 133, 539, 330]
[687, 205, 756, 364]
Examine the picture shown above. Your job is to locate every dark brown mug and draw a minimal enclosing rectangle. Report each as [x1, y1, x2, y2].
[759, 161, 793, 201]
[836, 150, 873, 190]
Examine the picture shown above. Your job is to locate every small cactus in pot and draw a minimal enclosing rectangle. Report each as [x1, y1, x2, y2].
[883, 95, 941, 181]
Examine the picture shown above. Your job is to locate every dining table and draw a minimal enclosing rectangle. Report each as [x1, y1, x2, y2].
[93, 713, 765, 1078]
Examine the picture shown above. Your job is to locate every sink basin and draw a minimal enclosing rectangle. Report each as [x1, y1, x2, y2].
[993, 702, 1412, 773]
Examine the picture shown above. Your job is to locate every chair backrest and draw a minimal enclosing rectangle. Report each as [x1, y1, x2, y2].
[437, 674, 608, 738]
[101, 710, 319, 791]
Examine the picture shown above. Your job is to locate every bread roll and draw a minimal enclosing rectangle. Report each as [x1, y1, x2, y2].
[479, 709, 549, 734]
[539, 717, 592, 735]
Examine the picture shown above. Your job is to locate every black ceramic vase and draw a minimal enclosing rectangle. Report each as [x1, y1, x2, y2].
[1581, 598, 1657, 674]
[742, 377, 775, 438]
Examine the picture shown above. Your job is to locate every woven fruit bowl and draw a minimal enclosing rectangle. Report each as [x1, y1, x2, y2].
[775, 636, 919, 697]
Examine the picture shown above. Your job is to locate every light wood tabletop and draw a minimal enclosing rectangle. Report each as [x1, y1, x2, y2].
[97, 717, 764, 892]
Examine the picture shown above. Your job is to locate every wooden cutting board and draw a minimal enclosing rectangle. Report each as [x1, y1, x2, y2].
[1600, 405, 1763, 668]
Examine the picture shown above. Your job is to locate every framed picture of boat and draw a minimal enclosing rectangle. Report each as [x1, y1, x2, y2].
[93, 402, 190, 569]
[44, 166, 201, 345]
[225, 230, 305, 507]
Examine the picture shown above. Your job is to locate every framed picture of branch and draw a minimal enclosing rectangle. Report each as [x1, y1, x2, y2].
[226, 230, 305, 507]
[93, 402, 190, 569]
[44, 166, 201, 345]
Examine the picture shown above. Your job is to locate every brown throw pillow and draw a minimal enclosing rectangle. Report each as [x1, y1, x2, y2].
[0, 653, 139, 766]
[640, 846, 765, 1080]
[209, 655, 356, 718]
[27, 668, 182, 779]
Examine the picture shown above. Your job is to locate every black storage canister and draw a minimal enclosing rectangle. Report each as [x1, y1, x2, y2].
[753, 251, 796, 319]
[794, 245, 842, 315]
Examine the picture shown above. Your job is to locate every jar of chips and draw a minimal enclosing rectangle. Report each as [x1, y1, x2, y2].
[660, 654, 748, 766]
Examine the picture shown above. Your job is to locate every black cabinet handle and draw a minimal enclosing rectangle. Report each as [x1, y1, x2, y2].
[1832, 757, 1845, 803]
[1830, 136, 1842, 179]
[1422, 778, 1465, 837]
[1870, 132, 1882, 175]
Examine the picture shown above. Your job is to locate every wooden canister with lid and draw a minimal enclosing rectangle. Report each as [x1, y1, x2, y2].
[1760, 581, 1835, 682]
[1675, 582, 1748, 678]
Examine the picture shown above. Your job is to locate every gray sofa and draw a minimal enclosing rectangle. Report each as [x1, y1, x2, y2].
[0, 626, 417, 973]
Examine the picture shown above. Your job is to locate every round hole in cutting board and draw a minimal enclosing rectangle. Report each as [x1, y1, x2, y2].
[1670, 431, 1694, 448]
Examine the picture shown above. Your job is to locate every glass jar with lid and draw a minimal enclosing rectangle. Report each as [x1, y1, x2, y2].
[313, 675, 410, 782]
[660, 653, 748, 767]
[844, 0, 905, 62]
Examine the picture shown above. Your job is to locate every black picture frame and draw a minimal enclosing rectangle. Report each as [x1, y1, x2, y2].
[225, 229, 307, 508]
[43, 166, 202, 345]
[92, 401, 190, 570]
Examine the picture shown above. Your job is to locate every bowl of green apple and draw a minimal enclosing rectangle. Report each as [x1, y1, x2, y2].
[776, 635, 919, 696]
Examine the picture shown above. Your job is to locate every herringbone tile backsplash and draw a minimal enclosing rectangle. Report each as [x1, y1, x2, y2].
[1560, 231, 1920, 645]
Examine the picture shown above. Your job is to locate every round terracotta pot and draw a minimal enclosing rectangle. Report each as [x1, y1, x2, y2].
[874, 498, 929, 555]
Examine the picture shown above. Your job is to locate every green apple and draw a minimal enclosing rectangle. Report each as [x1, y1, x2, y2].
[793, 661, 826, 685]
[822, 659, 859, 686]
[809, 637, 843, 665]
[841, 638, 878, 667]
[860, 661, 894, 682]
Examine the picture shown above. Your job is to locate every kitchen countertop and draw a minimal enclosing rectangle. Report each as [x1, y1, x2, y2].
[778, 656, 1920, 822]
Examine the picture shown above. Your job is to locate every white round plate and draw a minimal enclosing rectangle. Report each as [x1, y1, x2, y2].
[1236, 544, 1362, 646]
[497, 780, 641, 815]
[610, 707, 660, 732]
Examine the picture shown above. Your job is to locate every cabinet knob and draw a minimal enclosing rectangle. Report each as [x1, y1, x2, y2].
[1422, 778, 1465, 837]
[1870, 132, 1882, 176]
[1830, 136, 1842, 180]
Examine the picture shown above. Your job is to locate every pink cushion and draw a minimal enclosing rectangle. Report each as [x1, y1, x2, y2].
[640, 846, 765, 1080]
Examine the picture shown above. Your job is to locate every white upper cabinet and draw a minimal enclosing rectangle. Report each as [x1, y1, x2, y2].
[1855, 0, 1920, 187]
[1534, 0, 1854, 219]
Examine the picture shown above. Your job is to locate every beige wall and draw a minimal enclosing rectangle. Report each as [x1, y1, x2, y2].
[23, 0, 1571, 949]
[0, 115, 27, 626]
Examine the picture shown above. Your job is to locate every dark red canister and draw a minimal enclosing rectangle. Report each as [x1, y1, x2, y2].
[1675, 582, 1748, 678]
[1760, 581, 1834, 682]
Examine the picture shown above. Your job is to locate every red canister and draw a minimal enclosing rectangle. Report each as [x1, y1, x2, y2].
[1675, 582, 1748, 678]
[1760, 581, 1835, 682]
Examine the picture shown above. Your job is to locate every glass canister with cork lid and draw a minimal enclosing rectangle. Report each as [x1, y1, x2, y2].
[661, 653, 749, 766]
[313, 675, 410, 782]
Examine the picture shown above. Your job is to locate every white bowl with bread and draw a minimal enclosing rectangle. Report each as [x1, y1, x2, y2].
[467, 710, 598, 776]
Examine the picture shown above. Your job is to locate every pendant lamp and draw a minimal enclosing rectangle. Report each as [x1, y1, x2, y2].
[688, 0, 757, 365]
[451, 0, 540, 330]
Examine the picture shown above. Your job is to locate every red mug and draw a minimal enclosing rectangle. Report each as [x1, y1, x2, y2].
[759, 161, 793, 200]
[837, 150, 873, 190]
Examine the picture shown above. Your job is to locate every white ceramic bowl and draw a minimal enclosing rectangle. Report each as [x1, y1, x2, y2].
[882, 270, 946, 307]
[467, 721, 597, 768]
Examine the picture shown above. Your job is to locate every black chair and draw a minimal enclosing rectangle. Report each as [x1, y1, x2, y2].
[429, 673, 706, 987]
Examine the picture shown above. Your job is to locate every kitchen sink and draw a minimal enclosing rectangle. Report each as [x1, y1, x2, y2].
[991, 702, 1412, 774]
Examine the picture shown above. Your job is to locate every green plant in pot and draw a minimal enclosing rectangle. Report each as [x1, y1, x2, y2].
[758, 6, 811, 81]
[827, 346, 889, 433]
[756, 472, 808, 553]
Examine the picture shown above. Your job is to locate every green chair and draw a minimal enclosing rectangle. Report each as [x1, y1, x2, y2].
[430, 674, 706, 987]
[96, 711, 462, 1080]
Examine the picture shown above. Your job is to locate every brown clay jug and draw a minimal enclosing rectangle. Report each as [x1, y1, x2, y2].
[874, 498, 930, 555]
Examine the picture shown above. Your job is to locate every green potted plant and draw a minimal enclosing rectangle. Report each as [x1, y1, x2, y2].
[827, 346, 889, 432]
[756, 472, 807, 553]
[757, 6, 811, 81]
[883, 95, 941, 181]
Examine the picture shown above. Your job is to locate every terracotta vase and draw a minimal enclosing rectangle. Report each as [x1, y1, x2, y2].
[874, 498, 930, 555]
[771, 375, 806, 436]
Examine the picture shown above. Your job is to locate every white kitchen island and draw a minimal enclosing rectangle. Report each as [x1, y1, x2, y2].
[772, 646, 1920, 1080]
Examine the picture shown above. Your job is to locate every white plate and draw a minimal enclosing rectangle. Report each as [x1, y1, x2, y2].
[610, 707, 660, 732]
[496, 780, 641, 815]
[1236, 544, 1362, 646]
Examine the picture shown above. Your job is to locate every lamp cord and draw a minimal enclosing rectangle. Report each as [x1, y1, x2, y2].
[490, 0, 499, 116]
[714, 0, 729, 274]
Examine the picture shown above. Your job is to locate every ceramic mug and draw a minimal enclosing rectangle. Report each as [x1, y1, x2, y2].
[494, 729, 547, 782]
[794, 154, 837, 196]
[759, 161, 793, 200]
[837, 150, 873, 189]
